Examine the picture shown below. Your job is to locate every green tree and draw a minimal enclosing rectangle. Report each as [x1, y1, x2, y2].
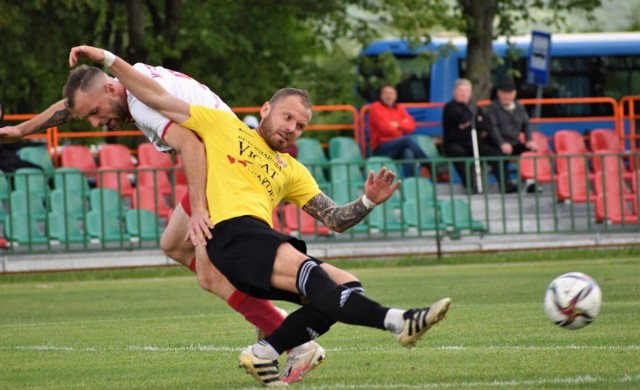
[457, 0, 602, 100]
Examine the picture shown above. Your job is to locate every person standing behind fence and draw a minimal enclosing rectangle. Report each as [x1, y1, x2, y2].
[485, 79, 542, 193]
[368, 85, 427, 177]
[442, 79, 517, 194]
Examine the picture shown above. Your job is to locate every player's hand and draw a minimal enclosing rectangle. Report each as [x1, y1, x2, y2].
[363, 167, 401, 205]
[0, 126, 25, 144]
[184, 208, 214, 246]
[69, 45, 105, 67]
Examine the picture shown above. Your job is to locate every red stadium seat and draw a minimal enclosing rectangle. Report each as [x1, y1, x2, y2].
[137, 166, 173, 195]
[137, 142, 174, 169]
[589, 128, 624, 153]
[60, 145, 98, 181]
[96, 167, 135, 199]
[132, 186, 172, 219]
[99, 144, 135, 170]
[595, 193, 638, 224]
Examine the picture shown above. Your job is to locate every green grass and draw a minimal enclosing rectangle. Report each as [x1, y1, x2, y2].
[1, 251, 639, 389]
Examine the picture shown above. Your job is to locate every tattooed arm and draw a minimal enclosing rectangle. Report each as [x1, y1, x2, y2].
[0, 100, 73, 144]
[303, 192, 372, 233]
[303, 167, 401, 233]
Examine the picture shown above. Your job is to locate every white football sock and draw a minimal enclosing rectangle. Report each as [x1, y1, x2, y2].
[383, 309, 406, 335]
[252, 340, 280, 360]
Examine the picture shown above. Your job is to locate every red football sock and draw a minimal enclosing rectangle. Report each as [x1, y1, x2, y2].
[227, 290, 285, 336]
[188, 257, 197, 273]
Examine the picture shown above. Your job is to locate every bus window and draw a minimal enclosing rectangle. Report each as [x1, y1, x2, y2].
[357, 54, 430, 103]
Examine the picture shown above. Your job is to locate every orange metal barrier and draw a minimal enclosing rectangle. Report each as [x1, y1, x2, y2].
[3, 97, 635, 162]
[3, 114, 55, 161]
[619, 95, 640, 151]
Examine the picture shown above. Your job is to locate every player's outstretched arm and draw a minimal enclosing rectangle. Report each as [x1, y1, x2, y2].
[0, 100, 73, 144]
[303, 167, 401, 233]
[69, 45, 190, 125]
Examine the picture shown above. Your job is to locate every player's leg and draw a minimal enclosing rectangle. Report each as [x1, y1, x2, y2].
[159, 202, 196, 268]
[164, 194, 287, 340]
[270, 243, 450, 344]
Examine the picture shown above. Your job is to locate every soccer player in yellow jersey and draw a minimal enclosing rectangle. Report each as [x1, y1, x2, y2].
[70, 45, 452, 387]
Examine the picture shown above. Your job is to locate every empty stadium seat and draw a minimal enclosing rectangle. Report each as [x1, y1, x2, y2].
[329, 158, 365, 205]
[96, 167, 135, 199]
[137, 166, 173, 195]
[4, 213, 48, 245]
[296, 138, 331, 192]
[18, 146, 55, 175]
[10, 190, 47, 220]
[589, 128, 624, 153]
[60, 145, 98, 181]
[48, 211, 86, 244]
[99, 144, 136, 170]
[328, 136, 365, 162]
[49, 189, 88, 220]
[53, 167, 91, 197]
[595, 193, 638, 225]
[132, 186, 172, 219]
[86, 209, 130, 242]
[14, 167, 49, 199]
[137, 142, 174, 169]
[125, 209, 163, 241]
[89, 188, 128, 219]
[553, 129, 589, 155]
[439, 198, 485, 232]
[402, 198, 440, 231]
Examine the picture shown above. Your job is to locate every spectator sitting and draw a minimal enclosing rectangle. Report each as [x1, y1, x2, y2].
[442, 79, 516, 194]
[368, 85, 427, 177]
[485, 78, 541, 193]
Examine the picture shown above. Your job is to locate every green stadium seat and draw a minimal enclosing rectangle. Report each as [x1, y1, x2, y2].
[439, 198, 485, 232]
[4, 213, 48, 245]
[400, 177, 436, 204]
[10, 190, 47, 220]
[50, 189, 88, 220]
[125, 209, 163, 241]
[53, 167, 91, 198]
[48, 211, 87, 244]
[14, 167, 49, 199]
[328, 136, 365, 162]
[296, 138, 331, 193]
[86, 209, 130, 242]
[89, 188, 128, 219]
[0, 169, 10, 202]
[18, 146, 55, 176]
[402, 198, 440, 231]
[329, 158, 365, 205]
[367, 202, 403, 232]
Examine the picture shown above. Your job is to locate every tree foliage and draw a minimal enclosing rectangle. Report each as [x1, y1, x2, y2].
[0, 0, 604, 116]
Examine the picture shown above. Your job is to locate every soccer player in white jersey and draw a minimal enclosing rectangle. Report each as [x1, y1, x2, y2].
[0, 62, 326, 384]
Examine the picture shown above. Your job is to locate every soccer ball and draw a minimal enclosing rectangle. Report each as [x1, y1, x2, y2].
[543, 272, 602, 329]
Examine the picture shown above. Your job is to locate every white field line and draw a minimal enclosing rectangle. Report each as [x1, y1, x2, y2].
[3, 344, 640, 353]
[290, 374, 640, 389]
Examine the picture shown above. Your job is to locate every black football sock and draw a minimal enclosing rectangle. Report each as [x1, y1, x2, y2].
[297, 259, 388, 330]
[263, 304, 336, 354]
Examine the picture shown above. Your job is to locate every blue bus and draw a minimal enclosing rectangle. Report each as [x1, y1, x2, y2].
[359, 32, 640, 137]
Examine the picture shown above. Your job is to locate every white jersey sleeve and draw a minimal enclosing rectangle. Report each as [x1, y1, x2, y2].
[126, 63, 235, 152]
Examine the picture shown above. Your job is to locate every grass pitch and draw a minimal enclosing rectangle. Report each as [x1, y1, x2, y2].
[1, 249, 639, 389]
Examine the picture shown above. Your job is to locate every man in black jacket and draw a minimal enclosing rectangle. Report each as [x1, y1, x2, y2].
[442, 79, 516, 193]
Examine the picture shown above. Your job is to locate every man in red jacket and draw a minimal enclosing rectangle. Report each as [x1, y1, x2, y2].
[368, 85, 427, 177]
